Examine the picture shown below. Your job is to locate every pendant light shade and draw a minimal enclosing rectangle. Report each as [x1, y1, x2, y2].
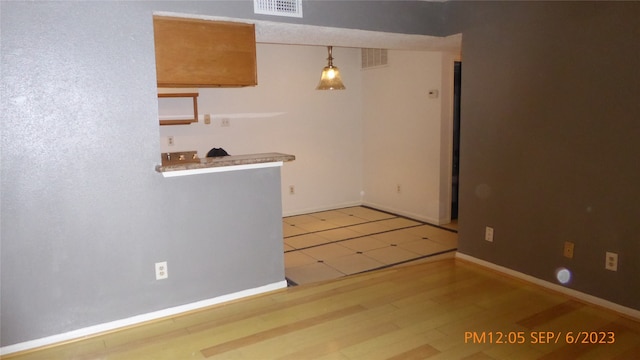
[316, 46, 345, 90]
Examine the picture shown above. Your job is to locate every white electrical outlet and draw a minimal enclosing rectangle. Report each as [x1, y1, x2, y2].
[204, 114, 211, 125]
[289, 185, 295, 195]
[485, 226, 494, 242]
[168, 136, 174, 146]
[605, 252, 618, 271]
[221, 118, 230, 127]
[155, 261, 168, 280]
[396, 184, 401, 194]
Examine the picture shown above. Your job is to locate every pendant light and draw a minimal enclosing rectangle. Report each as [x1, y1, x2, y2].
[316, 46, 346, 90]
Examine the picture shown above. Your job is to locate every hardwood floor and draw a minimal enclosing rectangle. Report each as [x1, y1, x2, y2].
[6, 258, 640, 359]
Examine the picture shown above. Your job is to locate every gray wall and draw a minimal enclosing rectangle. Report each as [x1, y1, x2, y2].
[445, 2, 640, 310]
[148, 0, 445, 35]
[0, 0, 440, 348]
[5, 0, 638, 349]
[0, 1, 282, 347]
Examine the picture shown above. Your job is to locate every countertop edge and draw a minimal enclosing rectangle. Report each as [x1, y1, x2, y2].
[155, 152, 295, 175]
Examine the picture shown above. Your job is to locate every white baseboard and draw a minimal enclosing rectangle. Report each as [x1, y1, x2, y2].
[282, 201, 362, 217]
[455, 252, 640, 320]
[0, 280, 288, 356]
[361, 201, 441, 225]
[283, 201, 449, 227]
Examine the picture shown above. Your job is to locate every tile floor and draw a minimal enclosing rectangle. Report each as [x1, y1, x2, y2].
[283, 206, 458, 285]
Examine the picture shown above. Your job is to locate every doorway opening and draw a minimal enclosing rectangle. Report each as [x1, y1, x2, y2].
[451, 61, 461, 220]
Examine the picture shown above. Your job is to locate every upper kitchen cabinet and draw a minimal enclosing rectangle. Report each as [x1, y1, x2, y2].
[153, 16, 257, 87]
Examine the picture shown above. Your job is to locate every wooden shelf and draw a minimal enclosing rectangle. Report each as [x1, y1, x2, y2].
[158, 92, 199, 98]
[158, 92, 198, 126]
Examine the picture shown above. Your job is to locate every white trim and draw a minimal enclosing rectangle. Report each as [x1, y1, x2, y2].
[160, 161, 283, 178]
[283, 201, 449, 226]
[282, 200, 362, 217]
[0, 280, 288, 356]
[455, 252, 640, 320]
[361, 201, 441, 225]
[160, 112, 286, 121]
[152, 11, 462, 52]
[282, 202, 452, 227]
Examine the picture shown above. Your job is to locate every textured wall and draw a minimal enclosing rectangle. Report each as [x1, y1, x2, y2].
[148, 0, 444, 35]
[0, 0, 441, 348]
[446, 2, 640, 310]
[0, 1, 287, 347]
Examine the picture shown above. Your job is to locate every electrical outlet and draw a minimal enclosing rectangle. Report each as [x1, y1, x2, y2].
[168, 136, 174, 146]
[221, 118, 230, 127]
[605, 252, 618, 271]
[204, 114, 211, 125]
[289, 185, 295, 195]
[563, 241, 575, 259]
[485, 226, 494, 242]
[155, 261, 168, 280]
[396, 184, 401, 193]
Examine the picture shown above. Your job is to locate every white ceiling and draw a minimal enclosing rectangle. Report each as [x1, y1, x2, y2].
[155, 12, 461, 52]
[254, 20, 461, 52]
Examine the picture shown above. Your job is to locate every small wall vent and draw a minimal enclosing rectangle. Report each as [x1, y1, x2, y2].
[254, 0, 303, 18]
[361, 48, 388, 69]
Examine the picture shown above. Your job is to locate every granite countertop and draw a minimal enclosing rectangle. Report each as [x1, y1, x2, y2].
[156, 152, 295, 175]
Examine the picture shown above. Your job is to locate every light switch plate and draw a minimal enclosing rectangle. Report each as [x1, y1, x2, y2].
[485, 226, 494, 242]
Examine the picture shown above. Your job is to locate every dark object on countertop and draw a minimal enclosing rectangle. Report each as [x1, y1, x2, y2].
[206, 147, 230, 157]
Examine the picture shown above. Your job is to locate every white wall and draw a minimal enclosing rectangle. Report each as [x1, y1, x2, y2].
[159, 45, 453, 221]
[361, 50, 454, 224]
[159, 44, 363, 215]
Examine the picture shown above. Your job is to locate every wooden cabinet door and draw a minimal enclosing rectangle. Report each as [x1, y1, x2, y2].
[153, 16, 257, 87]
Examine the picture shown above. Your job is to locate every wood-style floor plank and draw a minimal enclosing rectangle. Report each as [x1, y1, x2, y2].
[5, 258, 640, 360]
[200, 305, 366, 357]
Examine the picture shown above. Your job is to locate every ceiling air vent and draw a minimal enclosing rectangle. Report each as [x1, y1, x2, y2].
[254, 0, 303, 18]
[361, 48, 388, 69]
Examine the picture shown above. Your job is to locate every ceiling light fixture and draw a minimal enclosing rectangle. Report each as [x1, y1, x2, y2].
[316, 46, 345, 90]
